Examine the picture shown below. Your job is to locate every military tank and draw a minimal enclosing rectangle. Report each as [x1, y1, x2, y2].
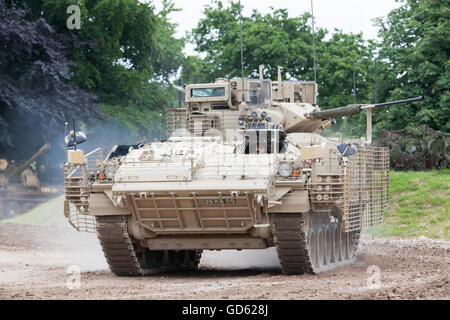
[0, 143, 61, 219]
[64, 68, 423, 275]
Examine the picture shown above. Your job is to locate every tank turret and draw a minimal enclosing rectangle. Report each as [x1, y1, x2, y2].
[172, 70, 423, 144]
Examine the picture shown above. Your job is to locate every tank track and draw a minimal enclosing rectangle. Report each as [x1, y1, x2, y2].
[270, 212, 360, 275]
[96, 216, 202, 276]
[270, 213, 314, 274]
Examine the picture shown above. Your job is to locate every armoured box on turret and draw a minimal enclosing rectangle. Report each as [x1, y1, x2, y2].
[63, 67, 423, 275]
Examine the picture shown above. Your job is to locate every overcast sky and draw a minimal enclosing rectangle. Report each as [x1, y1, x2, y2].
[153, 0, 403, 55]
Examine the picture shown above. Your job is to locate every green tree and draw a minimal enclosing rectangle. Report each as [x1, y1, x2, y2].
[190, 1, 323, 82]
[17, 0, 184, 138]
[318, 31, 376, 138]
[374, 0, 450, 133]
[180, 56, 207, 85]
[0, 1, 101, 182]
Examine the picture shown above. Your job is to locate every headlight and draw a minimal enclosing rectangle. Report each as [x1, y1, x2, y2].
[279, 163, 293, 177]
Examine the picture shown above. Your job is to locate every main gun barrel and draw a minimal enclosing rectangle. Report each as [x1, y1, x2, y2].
[360, 96, 424, 110]
[311, 104, 361, 120]
[11, 143, 51, 178]
[311, 96, 424, 120]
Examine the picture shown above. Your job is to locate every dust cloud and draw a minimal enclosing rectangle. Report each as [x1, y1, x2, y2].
[200, 249, 281, 271]
[47, 223, 282, 273]
[31, 223, 108, 272]
[4, 193, 280, 274]
[28, 223, 282, 273]
[33, 226, 282, 273]
[51, 227, 108, 272]
[19, 221, 281, 273]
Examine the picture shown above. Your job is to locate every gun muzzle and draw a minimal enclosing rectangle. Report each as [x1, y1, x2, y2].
[311, 96, 424, 120]
[361, 96, 424, 110]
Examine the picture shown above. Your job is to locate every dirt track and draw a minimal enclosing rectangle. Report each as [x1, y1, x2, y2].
[0, 222, 448, 300]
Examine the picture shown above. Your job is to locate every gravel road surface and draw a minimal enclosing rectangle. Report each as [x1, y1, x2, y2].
[0, 223, 448, 300]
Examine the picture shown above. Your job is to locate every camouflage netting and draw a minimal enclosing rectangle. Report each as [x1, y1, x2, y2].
[374, 125, 450, 171]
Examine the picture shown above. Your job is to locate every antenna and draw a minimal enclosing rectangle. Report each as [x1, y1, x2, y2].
[374, 60, 378, 104]
[72, 118, 77, 151]
[64, 121, 68, 162]
[353, 62, 357, 104]
[310, 0, 317, 84]
[177, 79, 182, 108]
[159, 113, 162, 141]
[239, 0, 245, 103]
[310, 0, 318, 104]
[64, 121, 68, 146]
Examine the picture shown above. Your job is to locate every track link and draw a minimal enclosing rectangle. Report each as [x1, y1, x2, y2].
[96, 215, 202, 276]
[270, 213, 313, 275]
[96, 216, 144, 276]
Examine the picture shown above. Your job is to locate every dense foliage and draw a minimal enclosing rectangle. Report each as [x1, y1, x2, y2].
[373, 0, 450, 134]
[0, 0, 184, 181]
[16, 0, 184, 137]
[1, 0, 183, 145]
[0, 1, 99, 158]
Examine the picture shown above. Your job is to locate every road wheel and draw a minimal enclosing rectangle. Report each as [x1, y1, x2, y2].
[308, 229, 317, 269]
[332, 224, 340, 263]
[324, 226, 332, 265]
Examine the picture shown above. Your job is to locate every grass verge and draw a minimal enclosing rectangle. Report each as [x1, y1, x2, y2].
[368, 169, 449, 240]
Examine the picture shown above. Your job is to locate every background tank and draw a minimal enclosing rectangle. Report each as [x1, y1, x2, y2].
[64, 67, 423, 276]
[0, 143, 62, 220]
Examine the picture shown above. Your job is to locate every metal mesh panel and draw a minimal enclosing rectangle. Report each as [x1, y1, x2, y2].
[343, 146, 389, 232]
[66, 201, 96, 233]
[309, 145, 389, 233]
[63, 149, 104, 233]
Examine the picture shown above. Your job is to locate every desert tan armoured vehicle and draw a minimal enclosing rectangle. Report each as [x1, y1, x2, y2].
[64, 68, 423, 275]
[0, 143, 61, 219]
